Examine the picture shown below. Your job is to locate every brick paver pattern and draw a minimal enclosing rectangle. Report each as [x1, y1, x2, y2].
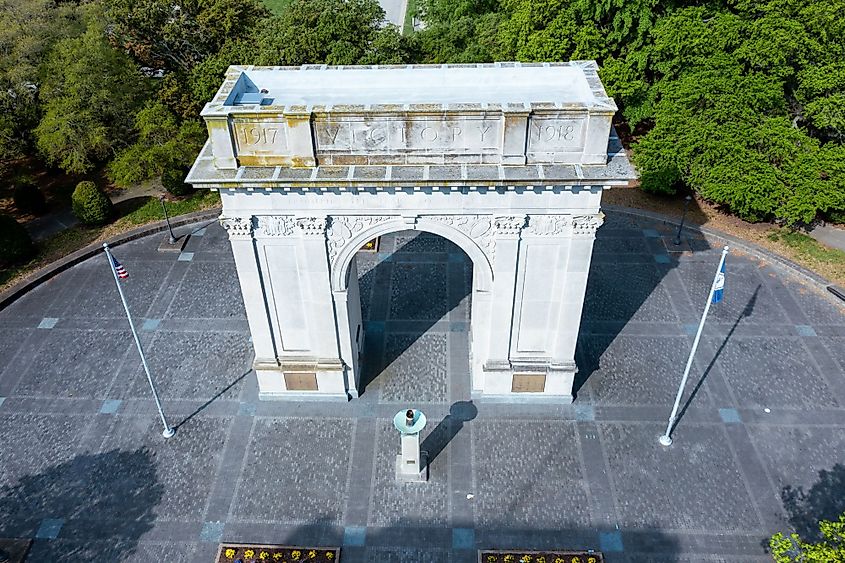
[1, 211, 844, 562]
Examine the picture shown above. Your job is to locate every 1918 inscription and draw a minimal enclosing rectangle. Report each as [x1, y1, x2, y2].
[527, 118, 585, 152]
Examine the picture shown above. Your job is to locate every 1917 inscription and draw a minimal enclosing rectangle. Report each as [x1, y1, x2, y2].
[232, 120, 288, 153]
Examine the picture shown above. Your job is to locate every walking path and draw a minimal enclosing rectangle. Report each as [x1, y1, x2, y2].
[1, 210, 843, 562]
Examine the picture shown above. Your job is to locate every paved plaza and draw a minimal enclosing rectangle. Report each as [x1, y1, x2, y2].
[1, 210, 844, 562]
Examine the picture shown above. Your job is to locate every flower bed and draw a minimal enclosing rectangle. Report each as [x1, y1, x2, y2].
[217, 544, 340, 563]
[479, 550, 604, 563]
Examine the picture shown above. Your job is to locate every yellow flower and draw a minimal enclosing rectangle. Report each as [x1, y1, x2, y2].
[521, 556, 532, 563]
[488, 557, 497, 563]
[291, 550, 301, 560]
[273, 554, 283, 561]
[505, 556, 515, 563]
[308, 550, 317, 559]
[537, 558, 546, 563]
[259, 551, 269, 560]
[245, 549, 255, 558]
[326, 553, 335, 560]
[224, 548, 236, 559]
[555, 558, 566, 563]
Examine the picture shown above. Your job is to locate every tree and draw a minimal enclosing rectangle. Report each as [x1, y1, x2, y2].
[0, 0, 85, 160]
[415, 0, 502, 63]
[102, 0, 269, 73]
[248, 0, 409, 66]
[34, 17, 150, 174]
[770, 513, 845, 562]
[109, 102, 205, 187]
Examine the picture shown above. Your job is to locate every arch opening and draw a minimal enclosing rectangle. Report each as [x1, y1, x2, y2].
[337, 229, 479, 399]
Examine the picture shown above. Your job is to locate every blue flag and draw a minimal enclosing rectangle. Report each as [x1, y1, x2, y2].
[712, 260, 725, 303]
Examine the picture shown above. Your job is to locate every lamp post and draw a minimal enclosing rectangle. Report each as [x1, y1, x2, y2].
[673, 195, 693, 245]
[159, 196, 176, 244]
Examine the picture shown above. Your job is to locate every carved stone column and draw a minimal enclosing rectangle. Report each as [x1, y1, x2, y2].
[483, 215, 526, 388]
[220, 216, 278, 368]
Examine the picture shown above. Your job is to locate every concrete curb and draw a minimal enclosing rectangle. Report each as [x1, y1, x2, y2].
[0, 208, 222, 311]
[604, 204, 845, 302]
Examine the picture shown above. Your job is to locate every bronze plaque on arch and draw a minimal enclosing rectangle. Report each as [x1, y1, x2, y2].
[284, 372, 318, 391]
[511, 373, 546, 393]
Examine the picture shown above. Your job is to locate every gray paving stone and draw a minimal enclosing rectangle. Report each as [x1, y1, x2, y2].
[379, 333, 448, 403]
[0, 211, 843, 562]
[119, 331, 251, 401]
[369, 419, 449, 527]
[580, 335, 704, 406]
[473, 420, 591, 529]
[389, 263, 449, 320]
[165, 261, 246, 319]
[600, 422, 758, 531]
[712, 336, 838, 408]
[96, 416, 232, 521]
[14, 329, 132, 398]
[232, 417, 353, 524]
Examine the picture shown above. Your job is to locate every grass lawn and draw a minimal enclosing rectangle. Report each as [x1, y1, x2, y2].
[767, 229, 845, 282]
[1, 190, 220, 291]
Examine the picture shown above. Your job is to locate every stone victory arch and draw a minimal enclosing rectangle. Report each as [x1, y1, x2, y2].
[187, 62, 635, 402]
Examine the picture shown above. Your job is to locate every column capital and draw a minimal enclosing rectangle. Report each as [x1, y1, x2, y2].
[219, 215, 253, 240]
[493, 215, 526, 238]
[296, 216, 328, 237]
[572, 212, 605, 237]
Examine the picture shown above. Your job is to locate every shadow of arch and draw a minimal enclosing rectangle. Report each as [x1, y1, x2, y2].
[782, 463, 845, 541]
[0, 449, 163, 560]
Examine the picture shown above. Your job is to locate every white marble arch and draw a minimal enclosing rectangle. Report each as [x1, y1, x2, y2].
[329, 215, 496, 397]
[188, 62, 637, 402]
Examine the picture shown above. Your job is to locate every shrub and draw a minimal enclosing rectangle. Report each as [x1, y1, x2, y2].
[0, 214, 34, 265]
[71, 181, 113, 225]
[825, 209, 845, 225]
[161, 164, 192, 196]
[12, 179, 48, 216]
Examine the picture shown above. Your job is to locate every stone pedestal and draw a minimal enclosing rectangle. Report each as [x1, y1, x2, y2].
[394, 409, 427, 482]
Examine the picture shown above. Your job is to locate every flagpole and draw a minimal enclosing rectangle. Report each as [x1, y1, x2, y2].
[659, 245, 729, 446]
[103, 243, 175, 439]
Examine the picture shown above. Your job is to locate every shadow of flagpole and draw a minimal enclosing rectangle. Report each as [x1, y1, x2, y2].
[672, 284, 761, 432]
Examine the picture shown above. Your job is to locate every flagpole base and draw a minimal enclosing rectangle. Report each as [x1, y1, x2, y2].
[162, 427, 176, 439]
[658, 434, 673, 447]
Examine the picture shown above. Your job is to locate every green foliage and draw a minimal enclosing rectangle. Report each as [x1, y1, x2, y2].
[102, 0, 269, 72]
[248, 0, 409, 66]
[34, 17, 150, 174]
[71, 181, 113, 225]
[161, 164, 193, 196]
[0, 0, 85, 160]
[0, 213, 34, 265]
[12, 178, 47, 216]
[109, 102, 206, 187]
[770, 514, 845, 562]
[415, 0, 501, 62]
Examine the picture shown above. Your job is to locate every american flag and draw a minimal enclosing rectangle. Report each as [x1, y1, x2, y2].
[110, 255, 129, 279]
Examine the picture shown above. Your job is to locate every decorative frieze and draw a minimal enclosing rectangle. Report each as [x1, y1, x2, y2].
[256, 215, 296, 237]
[572, 212, 605, 237]
[423, 214, 496, 265]
[296, 216, 327, 237]
[493, 215, 526, 237]
[524, 215, 570, 237]
[326, 215, 395, 263]
[219, 215, 253, 239]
